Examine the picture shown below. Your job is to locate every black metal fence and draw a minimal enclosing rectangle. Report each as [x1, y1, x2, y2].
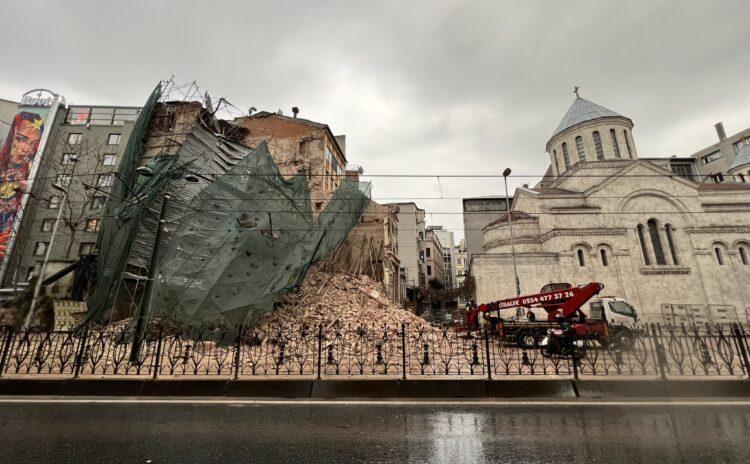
[1, 323, 749, 380]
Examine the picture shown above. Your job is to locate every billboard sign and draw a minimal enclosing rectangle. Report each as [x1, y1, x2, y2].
[0, 89, 64, 281]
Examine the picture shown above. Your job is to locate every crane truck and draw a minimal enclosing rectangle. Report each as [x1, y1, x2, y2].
[478, 282, 638, 356]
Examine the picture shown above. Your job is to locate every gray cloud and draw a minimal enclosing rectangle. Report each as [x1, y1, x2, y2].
[2, 0, 749, 242]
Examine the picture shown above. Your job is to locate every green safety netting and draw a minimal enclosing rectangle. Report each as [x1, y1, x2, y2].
[85, 85, 166, 323]
[149, 141, 371, 327]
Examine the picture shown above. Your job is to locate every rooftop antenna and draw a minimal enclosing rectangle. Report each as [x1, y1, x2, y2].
[292, 106, 299, 118]
[573, 86, 580, 98]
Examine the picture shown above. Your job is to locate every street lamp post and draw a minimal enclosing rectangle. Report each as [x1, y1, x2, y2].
[129, 166, 201, 363]
[502, 168, 521, 298]
[23, 182, 69, 330]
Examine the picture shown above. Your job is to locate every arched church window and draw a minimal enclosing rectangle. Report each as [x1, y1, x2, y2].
[714, 247, 724, 265]
[562, 143, 570, 169]
[610, 129, 621, 158]
[554, 149, 563, 173]
[575, 136, 586, 161]
[624, 130, 632, 158]
[739, 245, 749, 265]
[665, 224, 679, 265]
[593, 131, 604, 160]
[647, 219, 666, 265]
[577, 249, 585, 267]
[600, 249, 609, 266]
[637, 224, 650, 265]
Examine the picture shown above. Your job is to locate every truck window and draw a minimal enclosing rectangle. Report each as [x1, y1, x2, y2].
[609, 301, 636, 318]
[589, 301, 604, 319]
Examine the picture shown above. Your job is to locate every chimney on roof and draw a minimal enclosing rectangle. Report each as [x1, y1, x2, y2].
[715, 122, 727, 141]
[292, 107, 299, 118]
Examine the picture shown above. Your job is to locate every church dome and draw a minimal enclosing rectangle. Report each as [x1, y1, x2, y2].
[546, 94, 637, 177]
[551, 98, 627, 139]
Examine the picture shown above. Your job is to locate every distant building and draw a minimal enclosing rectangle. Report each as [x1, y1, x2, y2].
[454, 238, 467, 288]
[419, 228, 444, 288]
[691, 123, 750, 184]
[461, 196, 511, 265]
[428, 226, 457, 288]
[389, 202, 426, 290]
[0, 98, 18, 147]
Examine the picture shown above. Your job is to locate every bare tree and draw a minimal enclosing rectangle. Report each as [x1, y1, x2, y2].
[51, 137, 114, 260]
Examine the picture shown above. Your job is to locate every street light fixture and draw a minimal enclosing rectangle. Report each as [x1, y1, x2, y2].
[502, 168, 521, 300]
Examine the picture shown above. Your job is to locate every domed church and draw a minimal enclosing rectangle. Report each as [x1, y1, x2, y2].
[471, 92, 750, 323]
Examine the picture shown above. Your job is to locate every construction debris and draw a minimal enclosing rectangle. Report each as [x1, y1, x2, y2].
[259, 265, 432, 330]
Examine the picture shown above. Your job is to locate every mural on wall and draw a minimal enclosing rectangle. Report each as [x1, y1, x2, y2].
[0, 109, 48, 261]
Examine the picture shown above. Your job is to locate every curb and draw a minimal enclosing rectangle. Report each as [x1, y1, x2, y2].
[0, 378, 747, 399]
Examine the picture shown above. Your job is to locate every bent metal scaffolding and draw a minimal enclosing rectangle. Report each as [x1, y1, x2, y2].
[62, 80, 372, 345]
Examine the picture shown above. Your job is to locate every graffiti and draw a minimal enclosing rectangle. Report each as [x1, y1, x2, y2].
[0, 110, 48, 260]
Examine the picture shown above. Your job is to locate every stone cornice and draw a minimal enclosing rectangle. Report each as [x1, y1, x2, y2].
[684, 226, 750, 234]
[538, 228, 628, 241]
[639, 266, 691, 275]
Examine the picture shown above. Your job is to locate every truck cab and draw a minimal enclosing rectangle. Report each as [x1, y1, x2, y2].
[588, 297, 638, 326]
[588, 297, 638, 349]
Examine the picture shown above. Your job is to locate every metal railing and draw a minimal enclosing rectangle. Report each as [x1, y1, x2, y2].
[0, 323, 748, 380]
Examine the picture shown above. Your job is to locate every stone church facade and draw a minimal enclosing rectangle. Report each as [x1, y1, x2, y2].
[471, 97, 750, 323]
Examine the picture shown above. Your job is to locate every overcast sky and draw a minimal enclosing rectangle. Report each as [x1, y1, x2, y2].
[2, 0, 749, 243]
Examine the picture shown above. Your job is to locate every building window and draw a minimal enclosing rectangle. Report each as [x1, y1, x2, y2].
[637, 224, 650, 265]
[419, 231, 424, 240]
[593, 131, 604, 160]
[610, 129, 621, 158]
[647, 219, 666, 265]
[670, 162, 695, 181]
[562, 142, 571, 169]
[427, 265, 432, 276]
[711, 173, 724, 183]
[85, 219, 101, 232]
[702, 151, 722, 164]
[55, 174, 72, 188]
[739, 246, 749, 265]
[575, 136, 586, 161]
[62, 153, 77, 165]
[67, 133, 82, 145]
[665, 224, 679, 265]
[49, 196, 61, 209]
[79, 242, 95, 255]
[102, 154, 116, 166]
[96, 174, 114, 187]
[41, 218, 56, 232]
[714, 247, 724, 265]
[577, 249, 585, 267]
[33, 242, 49, 257]
[107, 133, 121, 145]
[624, 130, 632, 158]
[90, 196, 106, 209]
[426, 247, 431, 258]
[600, 249, 608, 266]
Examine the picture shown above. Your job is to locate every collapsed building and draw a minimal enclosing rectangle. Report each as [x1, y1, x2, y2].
[69, 81, 405, 328]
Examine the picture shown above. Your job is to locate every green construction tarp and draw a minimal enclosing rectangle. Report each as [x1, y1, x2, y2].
[85, 85, 170, 323]
[150, 141, 371, 327]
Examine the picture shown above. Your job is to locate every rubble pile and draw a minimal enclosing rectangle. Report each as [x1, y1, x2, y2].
[260, 266, 431, 330]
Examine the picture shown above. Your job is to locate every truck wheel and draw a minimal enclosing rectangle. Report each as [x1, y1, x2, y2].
[613, 329, 635, 351]
[517, 331, 536, 349]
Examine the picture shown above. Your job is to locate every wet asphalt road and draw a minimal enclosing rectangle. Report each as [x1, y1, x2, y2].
[1, 399, 749, 463]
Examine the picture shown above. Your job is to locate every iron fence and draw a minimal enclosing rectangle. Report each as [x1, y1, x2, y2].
[0, 322, 749, 380]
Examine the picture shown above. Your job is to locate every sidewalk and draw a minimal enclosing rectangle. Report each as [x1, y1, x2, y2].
[2, 378, 749, 399]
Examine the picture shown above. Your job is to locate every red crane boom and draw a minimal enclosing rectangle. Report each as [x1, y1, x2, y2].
[479, 282, 604, 322]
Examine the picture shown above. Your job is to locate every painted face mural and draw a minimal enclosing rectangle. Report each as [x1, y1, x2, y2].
[0, 111, 46, 258]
